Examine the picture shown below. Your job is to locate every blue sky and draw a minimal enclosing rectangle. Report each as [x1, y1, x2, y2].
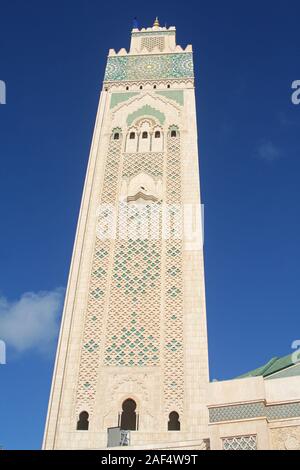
[0, 0, 300, 450]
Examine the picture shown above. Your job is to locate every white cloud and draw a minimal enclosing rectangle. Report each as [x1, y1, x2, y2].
[0, 288, 64, 355]
[257, 141, 282, 162]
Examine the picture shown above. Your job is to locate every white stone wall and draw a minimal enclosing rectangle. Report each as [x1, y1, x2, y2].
[42, 22, 300, 452]
[43, 24, 210, 450]
[207, 376, 300, 450]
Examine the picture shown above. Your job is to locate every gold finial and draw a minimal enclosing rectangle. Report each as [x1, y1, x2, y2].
[153, 17, 160, 27]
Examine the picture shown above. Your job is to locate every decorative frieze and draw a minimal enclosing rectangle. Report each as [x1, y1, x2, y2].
[104, 53, 194, 82]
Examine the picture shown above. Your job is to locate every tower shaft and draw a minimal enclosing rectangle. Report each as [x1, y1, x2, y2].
[43, 22, 209, 450]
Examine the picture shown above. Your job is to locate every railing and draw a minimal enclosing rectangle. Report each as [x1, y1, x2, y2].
[107, 427, 130, 447]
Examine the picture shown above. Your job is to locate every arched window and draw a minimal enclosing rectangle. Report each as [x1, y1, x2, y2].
[120, 399, 137, 431]
[113, 132, 120, 140]
[126, 86, 129, 90]
[142, 131, 148, 139]
[170, 130, 177, 138]
[140, 86, 143, 90]
[77, 411, 89, 430]
[167, 84, 171, 89]
[154, 131, 161, 139]
[129, 132, 136, 140]
[153, 85, 157, 89]
[168, 411, 180, 431]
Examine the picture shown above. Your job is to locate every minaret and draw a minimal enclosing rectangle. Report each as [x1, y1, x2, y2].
[43, 19, 210, 450]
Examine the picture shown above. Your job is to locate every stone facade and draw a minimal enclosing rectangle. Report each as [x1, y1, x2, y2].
[43, 21, 300, 451]
[43, 22, 209, 450]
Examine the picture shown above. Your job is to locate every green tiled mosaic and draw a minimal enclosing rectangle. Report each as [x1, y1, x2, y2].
[83, 339, 99, 353]
[166, 338, 182, 352]
[105, 311, 159, 367]
[104, 53, 194, 82]
[91, 287, 104, 299]
[209, 402, 265, 423]
[156, 90, 184, 106]
[110, 92, 139, 109]
[105, 227, 161, 367]
[209, 401, 300, 423]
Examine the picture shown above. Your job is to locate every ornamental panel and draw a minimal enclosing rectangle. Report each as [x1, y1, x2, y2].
[163, 131, 185, 414]
[223, 435, 257, 451]
[104, 147, 164, 368]
[141, 36, 165, 52]
[209, 401, 300, 423]
[104, 53, 194, 82]
[209, 402, 265, 423]
[104, 206, 162, 368]
[76, 135, 123, 413]
[267, 402, 300, 420]
[110, 92, 139, 109]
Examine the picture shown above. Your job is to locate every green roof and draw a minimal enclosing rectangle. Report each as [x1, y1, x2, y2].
[237, 353, 299, 379]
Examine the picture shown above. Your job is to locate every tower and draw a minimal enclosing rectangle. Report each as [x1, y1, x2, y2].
[43, 19, 210, 450]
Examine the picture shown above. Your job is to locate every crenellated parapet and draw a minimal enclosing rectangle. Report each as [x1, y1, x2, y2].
[104, 22, 193, 85]
[108, 45, 193, 57]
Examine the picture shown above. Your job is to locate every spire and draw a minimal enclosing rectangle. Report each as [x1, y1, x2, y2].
[153, 17, 160, 28]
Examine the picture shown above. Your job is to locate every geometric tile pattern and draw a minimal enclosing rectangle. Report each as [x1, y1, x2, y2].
[141, 36, 165, 52]
[103, 126, 165, 368]
[123, 152, 163, 178]
[104, 53, 194, 82]
[156, 90, 184, 106]
[75, 134, 122, 413]
[110, 92, 139, 109]
[163, 130, 184, 414]
[127, 105, 165, 126]
[75, 108, 186, 419]
[209, 402, 265, 423]
[104, 205, 162, 367]
[209, 401, 300, 423]
[223, 435, 257, 451]
[267, 402, 300, 420]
